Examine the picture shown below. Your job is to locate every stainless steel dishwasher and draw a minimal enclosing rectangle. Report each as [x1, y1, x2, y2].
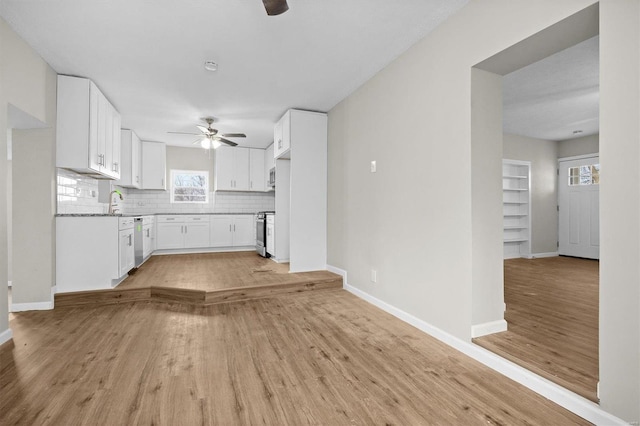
[133, 217, 144, 267]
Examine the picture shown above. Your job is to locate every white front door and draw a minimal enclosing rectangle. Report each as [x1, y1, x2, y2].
[558, 156, 600, 259]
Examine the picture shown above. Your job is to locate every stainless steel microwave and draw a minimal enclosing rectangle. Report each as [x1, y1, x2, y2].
[269, 167, 276, 187]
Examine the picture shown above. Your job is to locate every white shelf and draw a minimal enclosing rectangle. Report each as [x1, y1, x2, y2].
[503, 159, 531, 259]
[504, 238, 529, 243]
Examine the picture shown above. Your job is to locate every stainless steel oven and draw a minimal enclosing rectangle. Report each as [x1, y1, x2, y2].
[256, 211, 275, 257]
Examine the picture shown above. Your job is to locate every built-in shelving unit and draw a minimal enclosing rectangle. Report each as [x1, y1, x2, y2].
[503, 159, 531, 259]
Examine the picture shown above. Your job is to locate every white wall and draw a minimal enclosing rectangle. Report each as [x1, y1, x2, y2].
[471, 68, 505, 334]
[599, 0, 639, 420]
[503, 133, 559, 254]
[558, 133, 599, 158]
[327, 0, 639, 421]
[0, 16, 56, 338]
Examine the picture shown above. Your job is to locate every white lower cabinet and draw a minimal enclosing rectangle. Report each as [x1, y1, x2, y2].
[118, 227, 135, 277]
[210, 215, 255, 247]
[142, 216, 155, 259]
[56, 216, 134, 293]
[156, 215, 210, 249]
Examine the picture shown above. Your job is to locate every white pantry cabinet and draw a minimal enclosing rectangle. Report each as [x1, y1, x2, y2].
[56, 216, 133, 293]
[117, 129, 141, 188]
[210, 215, 254, 247]
[57, 75, 121, 179]
[141, 141, 166, 190]
[156, 215, 210, 249]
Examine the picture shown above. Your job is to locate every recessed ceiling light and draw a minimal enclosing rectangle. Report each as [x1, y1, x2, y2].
[204, 61, 218, 72]
[573, 130, 583, 135]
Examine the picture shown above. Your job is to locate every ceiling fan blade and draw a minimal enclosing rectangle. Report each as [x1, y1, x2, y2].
[168, 131, 200, 136]
[196, 125, 210, 134]
[221, 133, 246, 138]
[262, 0, 288, 16]
[216, 137, 238, 147]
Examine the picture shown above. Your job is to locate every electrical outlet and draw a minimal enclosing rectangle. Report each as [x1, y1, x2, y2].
[371, 269, 377, 283]
[370, 160, 377, 173]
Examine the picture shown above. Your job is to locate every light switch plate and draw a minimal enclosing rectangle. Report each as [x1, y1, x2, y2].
[370, 160, 377, 173]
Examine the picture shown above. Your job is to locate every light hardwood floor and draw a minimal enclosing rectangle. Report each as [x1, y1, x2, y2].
[474, 256, 599, 402]
[55, 252, 342, 308]
[1, 288, 589, 425]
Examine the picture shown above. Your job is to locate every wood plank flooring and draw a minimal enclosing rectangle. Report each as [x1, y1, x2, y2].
[2, 289, 589, 425]
[55, 252, 342, 308]
[474, 256, 599, 402]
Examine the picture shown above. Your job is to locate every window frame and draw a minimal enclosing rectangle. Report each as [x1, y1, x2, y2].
[170, 169, 209, 204]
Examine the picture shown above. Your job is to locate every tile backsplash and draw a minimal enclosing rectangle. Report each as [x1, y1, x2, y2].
[57, 169, 107, 214]
[56, 169, 275, 215]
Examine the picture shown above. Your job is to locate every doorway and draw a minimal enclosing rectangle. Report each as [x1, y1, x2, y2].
[558, 155, 600, 259]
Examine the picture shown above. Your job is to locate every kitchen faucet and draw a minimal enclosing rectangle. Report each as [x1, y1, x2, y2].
[108, 190, 123, 214]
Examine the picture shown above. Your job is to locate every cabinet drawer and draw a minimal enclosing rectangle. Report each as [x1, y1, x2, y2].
[157, 215, 184, 223]
[185, 215, 209, 222]
[119, 217, 135, 230]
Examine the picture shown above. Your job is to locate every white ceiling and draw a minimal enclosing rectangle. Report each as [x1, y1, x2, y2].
[502, 36, 599, 142]
[0, 0, 469, 149]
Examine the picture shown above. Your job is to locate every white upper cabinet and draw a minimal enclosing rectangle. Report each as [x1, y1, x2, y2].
[56, 75, 121, 179]
[264, 143, 275, 190]
[215, 147, 265, 192]
[273, 110, 291, 159]
[117, 129, 141, 188]
[249, 149, 265, 192]
[141, 141, 166, 190]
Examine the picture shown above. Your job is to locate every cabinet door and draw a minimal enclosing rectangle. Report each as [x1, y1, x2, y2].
[249, 149, 265, 192]
[118, 229, 134, 277]
[141, 142, 166, 189]
[233, 215, 255, 246]
[88, 82, 101, 172]
[96, 92, 108, 172]
[274, 111, 291, 159]
[104, 102, 114, 177]
[110, 109, 121, 179]
[266, 223, 275, 255]
[156, 223, 184, 249]
[142, 225, 150, 258]
[131, 131, 141, 188]
[210, 216, 234, 247]
[234, 147, 250, 191]
[214, 147, 235, 191]
[184, 223, 210, 248]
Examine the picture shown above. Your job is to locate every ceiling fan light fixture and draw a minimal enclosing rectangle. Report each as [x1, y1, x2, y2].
[204, 61, 218, 72]
[212, 140, 222, 149]
[200, 138, 211, 149]
[262, 0, 289, 16]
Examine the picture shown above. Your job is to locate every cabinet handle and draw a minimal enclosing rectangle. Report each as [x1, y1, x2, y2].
[185, 226, 188, 234]
[250, 181, 253, 189]
[128, 234, 132, 246]
[136, 176, 139, 183]
[113, 162, 119, 172]
[278, 139, 282, 149]
[229, 224, 232, 232]
[161, 178, 164, 187]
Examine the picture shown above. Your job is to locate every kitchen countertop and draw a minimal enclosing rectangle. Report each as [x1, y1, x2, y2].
[56, 212, 259, 217]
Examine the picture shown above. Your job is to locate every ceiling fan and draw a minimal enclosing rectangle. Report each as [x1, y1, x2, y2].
[168, 117, 246, 150]
[262, 0, 289, 16]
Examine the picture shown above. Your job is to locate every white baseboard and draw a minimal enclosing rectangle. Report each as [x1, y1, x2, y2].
[11, 285, 56, 312]
[326, 265, 347, 287]
[343, 283, 626, 426]
[471, 319, 508, 338]
[0, 328, 12, 346]
[529, 252, 559, 259]
[11, 301, 54, 312]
